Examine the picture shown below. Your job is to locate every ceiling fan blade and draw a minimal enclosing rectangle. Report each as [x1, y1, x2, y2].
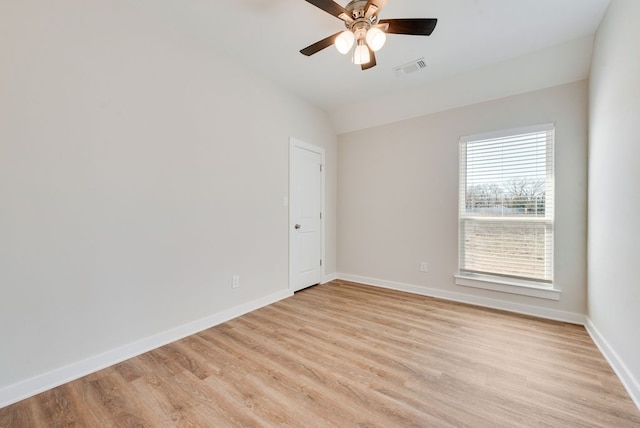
[300, 32, 342, 56]
[361, 48, 376, 71]
[364, 0, 388, 19]
[378, 18, 438, 36]
[304, 0, 352, 21]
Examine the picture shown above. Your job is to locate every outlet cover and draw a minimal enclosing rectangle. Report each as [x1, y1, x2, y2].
[420, 262, 428, 272]
[232, 275, 240, 288]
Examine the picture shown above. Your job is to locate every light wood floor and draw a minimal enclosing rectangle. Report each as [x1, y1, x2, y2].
[1, 280, 639, 427]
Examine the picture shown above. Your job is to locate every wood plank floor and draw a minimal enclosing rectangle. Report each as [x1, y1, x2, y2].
[1, 280, 639, 427]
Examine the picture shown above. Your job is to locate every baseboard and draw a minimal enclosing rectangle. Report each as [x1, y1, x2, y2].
[337, 273, 586, 325]
[0, 289, 293, 409]
[585, 318, 640, 411]
[322, 272, 338, 284]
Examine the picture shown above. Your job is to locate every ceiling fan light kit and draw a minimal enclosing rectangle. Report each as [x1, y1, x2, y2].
[335, 30, 355, 54]
[365, 27, 386, 51]
[353, 40, 371, 65]
[300, 0, 438, 71]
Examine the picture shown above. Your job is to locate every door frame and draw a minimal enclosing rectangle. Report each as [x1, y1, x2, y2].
[289, 137, 325, 291]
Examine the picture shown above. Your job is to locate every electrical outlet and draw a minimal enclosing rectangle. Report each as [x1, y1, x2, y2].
[232, 275, 240, 288]
[420, 262, 429, 272]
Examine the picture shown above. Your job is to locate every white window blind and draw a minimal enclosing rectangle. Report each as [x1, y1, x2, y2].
[459, 124, 554, 284]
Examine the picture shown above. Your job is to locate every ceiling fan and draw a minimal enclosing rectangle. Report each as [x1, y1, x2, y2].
[300, 0, 438, 70]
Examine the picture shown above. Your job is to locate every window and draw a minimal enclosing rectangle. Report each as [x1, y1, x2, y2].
[457, 124, 555, 291]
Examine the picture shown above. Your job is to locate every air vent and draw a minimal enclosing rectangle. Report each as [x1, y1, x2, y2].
[393, 58, 427, 77]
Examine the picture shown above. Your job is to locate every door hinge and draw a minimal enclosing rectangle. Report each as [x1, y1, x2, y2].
[320, 212, 322, 219]
[320, 259, 323, 266]
[320, 164, 323, 172]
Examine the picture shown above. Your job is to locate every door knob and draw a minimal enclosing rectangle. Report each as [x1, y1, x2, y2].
[295, 224, 301, 229]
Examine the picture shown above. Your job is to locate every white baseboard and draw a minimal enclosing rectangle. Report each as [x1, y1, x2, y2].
[585, 318, 640, 411]
[0, 289, 293, 409]
[337, 273, 586, 325]
[322, 272, 338, 284]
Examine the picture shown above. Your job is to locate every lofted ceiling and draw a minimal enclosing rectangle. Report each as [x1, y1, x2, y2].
[138, 0, 611, 129]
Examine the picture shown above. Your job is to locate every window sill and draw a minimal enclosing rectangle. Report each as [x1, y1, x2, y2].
[455, 274, 561, 301]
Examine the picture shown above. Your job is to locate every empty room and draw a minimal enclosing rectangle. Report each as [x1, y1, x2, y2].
[1, 0, 639, 426]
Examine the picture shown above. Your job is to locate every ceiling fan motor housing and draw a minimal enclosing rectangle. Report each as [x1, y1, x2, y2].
[344, 0, 379, 29]
[347, 1, 370, 17]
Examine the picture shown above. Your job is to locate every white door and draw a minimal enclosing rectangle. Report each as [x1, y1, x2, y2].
[289, 139, 324, 292]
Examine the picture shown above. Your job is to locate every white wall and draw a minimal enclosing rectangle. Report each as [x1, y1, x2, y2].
[338, 81, 588, 318]
[588, 0, 640, 406]
[0, 0, 336, 398]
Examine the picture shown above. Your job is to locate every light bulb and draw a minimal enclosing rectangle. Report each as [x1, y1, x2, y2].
[352, 43, 371, 65]
[366, 27, 386, 52]
[335, 31, 355, 55]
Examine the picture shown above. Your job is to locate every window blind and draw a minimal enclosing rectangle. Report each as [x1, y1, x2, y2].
[459, 124, 554, 283]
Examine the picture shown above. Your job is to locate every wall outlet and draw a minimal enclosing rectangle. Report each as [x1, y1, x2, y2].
[232, 275, 240, 288]
[420, 262, 429, 272]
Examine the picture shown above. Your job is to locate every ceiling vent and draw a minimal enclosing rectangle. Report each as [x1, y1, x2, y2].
[393, 58, 427, 77]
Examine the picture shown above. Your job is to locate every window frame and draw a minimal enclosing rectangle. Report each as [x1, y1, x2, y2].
[455, 124, 560, 300]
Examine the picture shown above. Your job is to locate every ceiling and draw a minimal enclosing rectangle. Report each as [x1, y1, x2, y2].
[140, 0, 611, 121]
